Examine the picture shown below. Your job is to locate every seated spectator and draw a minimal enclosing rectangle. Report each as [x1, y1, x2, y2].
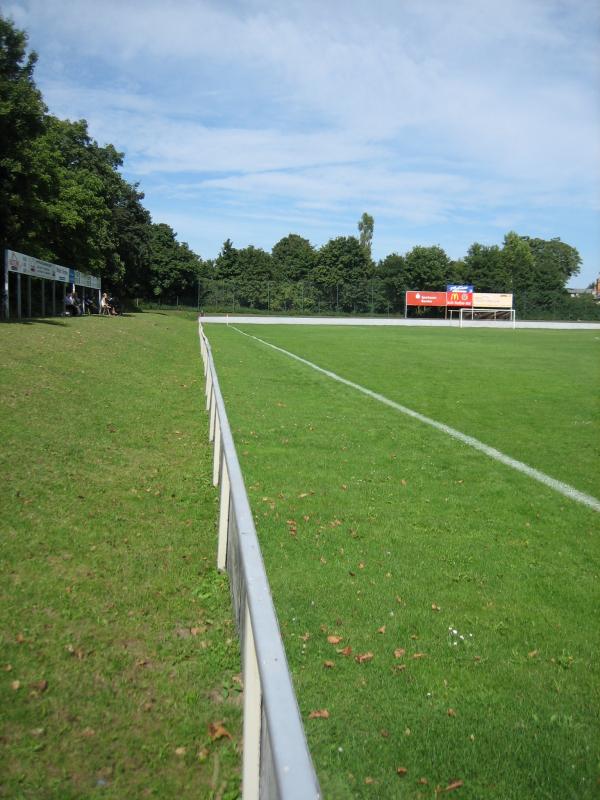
[100, 292, 111, 315]
[65, 289, 81, 316]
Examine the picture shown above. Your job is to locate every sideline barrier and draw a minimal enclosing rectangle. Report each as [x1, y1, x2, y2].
[198, 322, 321, 800]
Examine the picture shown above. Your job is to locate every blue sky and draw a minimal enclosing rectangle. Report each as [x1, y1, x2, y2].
[5, 0, 600, 285]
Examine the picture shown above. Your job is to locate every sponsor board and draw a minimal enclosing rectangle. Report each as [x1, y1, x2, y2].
[472, 292, 513, 309]
[6, 250, 100, 289]
[446, 284, 474, 293]
[446, 290, 473, 307]
[406, 290, 447, 307]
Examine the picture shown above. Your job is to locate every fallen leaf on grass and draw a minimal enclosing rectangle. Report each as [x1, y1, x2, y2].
[208, 721, 232, 741]
[300, 632, 311, 642]
[323, 660, 335, 669]
[396, 767, 408, 777]
[431, 603, 441, 611]
[412, 653, 427, 659]
[11, 680, 20, 691]
[15, 633, 26, 644]
[175, 746, 187, 757]
[419, 777, 429, 785]
[308, 709, 329, 719]
[65, 644, 86, 660]
[440, 780, 464, 793]
[435, 780, 463, 794]
[355, 652, 374, 664]
[528, 649, 539, 659]
[364, 777, 376, 784]
[82, 727, 96, 738]
[377, 626, 386, 634]
[337, 646, 352, 657]
[447, 708, 457, 717]
[394, 648, 406, 658]
[31, 679, 48, 694]
[327, 635, 343, 645]
[380, 729, 389, 738]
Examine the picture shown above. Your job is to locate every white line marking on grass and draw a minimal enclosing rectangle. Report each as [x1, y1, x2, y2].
[231, 326, 600, 514]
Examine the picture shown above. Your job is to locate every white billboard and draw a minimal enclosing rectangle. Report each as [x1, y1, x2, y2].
[472, 292, 513, 309]
[5, 250, 100, 289]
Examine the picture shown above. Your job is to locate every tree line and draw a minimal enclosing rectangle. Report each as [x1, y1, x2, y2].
[2, 15, 596, 319]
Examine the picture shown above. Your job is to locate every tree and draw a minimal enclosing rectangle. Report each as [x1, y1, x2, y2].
[234, 245, 272, 308]
[501, 231, 535, 299]
[147, 223, 201, 300]
[358, 212, 374, 256]
[214, 239, 239, 281]
[0, 15, 46, 250]
[463, 243, 509, 292]
[271, 234, 315, 282]
[378, 253, 407, 311]
[404, 245, 451, 291]
[313, 236, 373, 311]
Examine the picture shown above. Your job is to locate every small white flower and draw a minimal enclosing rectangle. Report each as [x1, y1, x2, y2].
[452, 629, 458, 635]
[453, 641, 458, 646]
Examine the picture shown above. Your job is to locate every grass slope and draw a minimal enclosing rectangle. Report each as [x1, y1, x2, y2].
[206, 323, 600, 799]
[0, 313, 241, 800]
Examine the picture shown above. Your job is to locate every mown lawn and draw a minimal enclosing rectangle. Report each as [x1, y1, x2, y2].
[0, 312, 241, 800]
[205, 323, 600, 799]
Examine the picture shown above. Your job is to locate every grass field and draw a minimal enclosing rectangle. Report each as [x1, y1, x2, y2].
[205, 323, 600, 799]
[0, 313, 241, 800]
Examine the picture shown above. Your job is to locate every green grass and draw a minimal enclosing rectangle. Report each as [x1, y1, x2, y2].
[205, 323, 600, 799]
[0, 313, 241, 800]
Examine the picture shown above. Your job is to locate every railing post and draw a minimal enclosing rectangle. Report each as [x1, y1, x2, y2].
[205, 368, 213, 411]
[209, 389, 216, 443]
[213, 415, 222, 486]
[242, 601, 262, 800]
[217, 459, 230, 571]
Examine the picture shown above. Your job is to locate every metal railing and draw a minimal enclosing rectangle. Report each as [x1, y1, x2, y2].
[199, 322, 321, 800]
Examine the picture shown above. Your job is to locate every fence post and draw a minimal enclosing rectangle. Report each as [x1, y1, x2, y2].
[217, 459, 230, 571]
[205, 368, 213, 411]
[209, 389, 216, 443]
[242, 600, 262, 800]
[212, 415, 222, 486]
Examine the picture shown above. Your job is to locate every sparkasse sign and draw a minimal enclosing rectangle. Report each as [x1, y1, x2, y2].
[406, 291, 447, 307]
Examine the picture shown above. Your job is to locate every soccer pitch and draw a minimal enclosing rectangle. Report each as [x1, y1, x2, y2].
[205, 324, 599, 799]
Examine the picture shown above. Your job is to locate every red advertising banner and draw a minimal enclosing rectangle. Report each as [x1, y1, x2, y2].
[406, 291, 447, 307]
[446, 290, 473, 307]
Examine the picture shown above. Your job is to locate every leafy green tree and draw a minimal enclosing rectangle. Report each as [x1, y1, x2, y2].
[147, 223, 201, 301]
[313, 236, 373, 311]
[271, 234, 315, 282]
[378, 253, 407, 311]
[463, 243, 509, 292]
[358, 212, 374, 256]
[235, 245, 272, 308]
[0, 15, 46, 251]
[214, 239, 239, 281]
[404, 245, 451, 291]
[523, 237, 581, 302]
[501, 232, 536, 307]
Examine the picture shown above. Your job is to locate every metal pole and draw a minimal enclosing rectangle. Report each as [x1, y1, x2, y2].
[41, 278, 45, 317]
[27, 275, 32, 318]
[52, 280, 56, 316]
[17, 273, 22, 320]
[3, 250, 9, 320]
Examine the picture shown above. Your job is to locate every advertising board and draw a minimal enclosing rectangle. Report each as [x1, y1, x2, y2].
[406, 291, 447, 307]
[6, 249, 100, 289]
[472, 292, 513, 309]
[446, 290, 473, 307]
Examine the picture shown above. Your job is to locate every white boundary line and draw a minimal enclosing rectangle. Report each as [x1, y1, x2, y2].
[231, 325, 600, 514]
